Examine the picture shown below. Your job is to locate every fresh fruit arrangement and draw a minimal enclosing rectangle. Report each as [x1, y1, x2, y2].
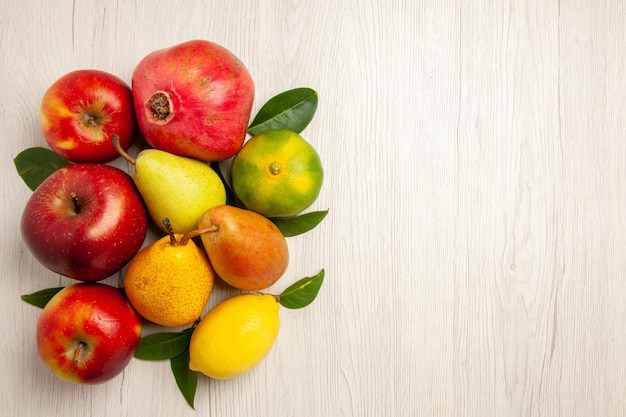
[15, 39, 327, 409]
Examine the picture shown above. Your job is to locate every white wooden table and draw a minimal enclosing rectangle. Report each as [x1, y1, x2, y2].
[1, 1, 625, 416]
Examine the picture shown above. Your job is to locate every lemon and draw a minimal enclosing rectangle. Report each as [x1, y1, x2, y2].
[189, 293, 280, 379]
[123, 234, 214, 327]
[231, 129, 323, 218]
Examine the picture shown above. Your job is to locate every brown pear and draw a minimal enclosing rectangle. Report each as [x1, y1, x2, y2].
[196, 205, 289, 291]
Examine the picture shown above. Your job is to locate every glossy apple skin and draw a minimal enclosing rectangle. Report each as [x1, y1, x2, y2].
[20, 163, 148, 282]
[41, 69, 137, 163]
[36, 283, 142, 384]
[132, 40, 255, 161]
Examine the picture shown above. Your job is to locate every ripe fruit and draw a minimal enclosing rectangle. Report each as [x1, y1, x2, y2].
[20, 163, 148, 282]
[40, 69, 137, 163]
[189, 293, 279, 379]
[231, 129, 323, 218]
[36, 283, 142, 384]
[123, 221, 215, 327]
[113, 136, 226, 234]
[195, 205, 289, 291]
[132, 40, 255, 161]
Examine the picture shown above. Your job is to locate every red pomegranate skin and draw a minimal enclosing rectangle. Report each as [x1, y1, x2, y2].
[132, 40, 255, 161]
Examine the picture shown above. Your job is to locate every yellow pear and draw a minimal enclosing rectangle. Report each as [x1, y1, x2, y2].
[123, 219, 215, 327]
[113, 135, 226, 233]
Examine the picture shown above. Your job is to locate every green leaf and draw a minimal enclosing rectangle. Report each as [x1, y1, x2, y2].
[279, 269, 325, 309]
[248, 88, 318, 135]
[171, 347, 197, 409]
[271, 210, 328, 237]
[21, 287, 64, 308]
[14, 147, 71, 191]
[134, 330, 193, 360]
[210, 161, 236, 206]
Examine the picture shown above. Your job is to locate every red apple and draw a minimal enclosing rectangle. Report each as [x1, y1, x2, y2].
[40, 69, 137, 163]
[20, 163, 148, 282]
[36, 283, 142, 384]
[132, 40, 255, 161]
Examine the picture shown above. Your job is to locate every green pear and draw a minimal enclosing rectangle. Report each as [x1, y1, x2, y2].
[113, 135, 226, 234]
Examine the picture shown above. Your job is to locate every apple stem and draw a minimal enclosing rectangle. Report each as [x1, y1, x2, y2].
[111, 134, 136, 165]
[70, 192, 81, 214]
[180, 225, 219, 245]
[73, 341, 86, 365]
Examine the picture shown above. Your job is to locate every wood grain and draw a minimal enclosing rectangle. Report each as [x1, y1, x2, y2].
[1, 0, 624, 416]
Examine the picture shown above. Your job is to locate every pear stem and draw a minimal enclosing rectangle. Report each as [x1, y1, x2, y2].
[180, 225, 219, 246]
[111, 134, 136, 164]
[162, 218, 179, 246]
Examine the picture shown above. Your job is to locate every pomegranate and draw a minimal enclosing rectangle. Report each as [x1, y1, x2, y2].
[132, 40, 255, 161]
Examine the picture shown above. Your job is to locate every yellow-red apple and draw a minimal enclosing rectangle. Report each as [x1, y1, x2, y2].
[36, 283, 142, 384]
[41, 69, 137, 163]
